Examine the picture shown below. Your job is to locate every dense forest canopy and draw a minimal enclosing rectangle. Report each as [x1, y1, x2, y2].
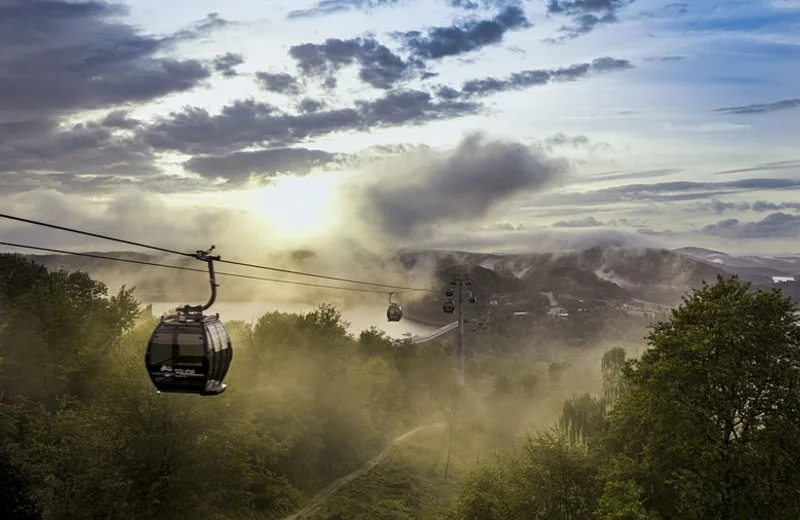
[1, 253, 799, 519]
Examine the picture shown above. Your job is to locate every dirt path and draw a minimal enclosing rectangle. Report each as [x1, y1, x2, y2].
[281, 422, 444, 520]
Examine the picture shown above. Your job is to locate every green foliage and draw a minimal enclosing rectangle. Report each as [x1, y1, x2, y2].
[449, 275, 800, 520]
[6, 257, 800, 520]
[600, 275, 800, 519]
[446, 431, 601, 520]
[559, 394, 606, 446]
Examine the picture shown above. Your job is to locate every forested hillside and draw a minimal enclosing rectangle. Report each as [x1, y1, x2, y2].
[2, 253, 799, 519]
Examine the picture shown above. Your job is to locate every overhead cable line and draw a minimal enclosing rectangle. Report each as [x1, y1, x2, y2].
[0, 212, 193, 258]
[0, 242, 408, 295]
[0, 212, 436, 293]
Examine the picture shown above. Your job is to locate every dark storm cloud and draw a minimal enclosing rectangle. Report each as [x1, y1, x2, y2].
[184, 147, 342, 182]
[289, 36, 422, 89]
[701, 212, 800, 238]
[362, 132, 569, 238]
[287, 0, 400, 19]
[255, 72, 303, 95]
[143, 92, 481, 155]
[752, 200, 800, 212]
[458, 57, 634, 97]
[212, 52, 244, 77]
[552, 216, 605, 227]
[397, 5, 531, 61]
[546, 0, 634, 40]
[713, 98, 800, 115]
[694, 198, 751, 214]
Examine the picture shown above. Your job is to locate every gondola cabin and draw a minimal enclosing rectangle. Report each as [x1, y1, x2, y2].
[145, 313, 233, 396]
[443, 299, 455, 313]
[387, 303, 403, 322]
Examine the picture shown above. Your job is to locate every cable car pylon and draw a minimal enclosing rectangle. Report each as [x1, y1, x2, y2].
[444, 273, 475, 388]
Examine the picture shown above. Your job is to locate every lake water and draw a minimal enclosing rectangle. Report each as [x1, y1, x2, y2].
[147, 301, 438, 339]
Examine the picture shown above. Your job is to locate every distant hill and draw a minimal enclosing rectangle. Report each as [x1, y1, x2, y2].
[396, 245, 727, 305]
[672, 246, 800, 284]
[9, 244, 758, 314]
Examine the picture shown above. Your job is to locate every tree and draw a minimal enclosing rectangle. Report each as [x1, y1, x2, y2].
[601, 275, 800, 519]
[600, 347, 627, 407]
[560, 394, 606, 447]
[446, 430, 601, 520]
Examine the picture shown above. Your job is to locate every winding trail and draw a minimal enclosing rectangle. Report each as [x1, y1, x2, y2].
[281, 422, 445, 520]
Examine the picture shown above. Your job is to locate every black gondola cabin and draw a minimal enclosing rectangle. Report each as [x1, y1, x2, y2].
[387, 303, 403, 322]
[443, 299, 455, 313]
[146, 313, 233, 396]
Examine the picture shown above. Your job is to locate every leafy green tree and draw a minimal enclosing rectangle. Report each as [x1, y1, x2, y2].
[601, 275, 800, 519]
[559, 394, 606, 447]
[446, 430, 601, 520]
[600, 347, 627, 407]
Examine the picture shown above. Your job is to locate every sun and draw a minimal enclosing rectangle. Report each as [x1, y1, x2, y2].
[248, 174, 340, 239]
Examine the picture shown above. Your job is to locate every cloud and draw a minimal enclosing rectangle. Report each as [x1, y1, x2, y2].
[542, 133, 590, 148]
[0, 0, 236, 192]
[0, 118, 156, 179]
[714, 159, 800, 175]
[397, 5, 531, 61]
[255, 72, 303, 95]
[552, 216, 605, 227]
[448, 0, 523, 9]
[183, 148, 342, 182]
[289, 36, 422, 89]
[713, 98, 800, 115]
[643, 55, 687, 62]
[0, 1, 224, 119]
[287, 0, 400, 19]
[538, 132, 613, 153]
[636, 227, 674, 236]
[0, 187, 266, 254]
[538, 177, 800, 207]
[298, 98, 327, 113]
[419, 226, 653, 253]
[581, 169, 680, 184]
[752, 200, 800, 212]
[693, 198, 751, 214]
[212, 53, 244, 77]
[143, 93, 481, 156]
[546, 0, 635, 40]
[455, 56, 634, 97]
[356, 132, 570, 239]
[701, 212, 800, 238]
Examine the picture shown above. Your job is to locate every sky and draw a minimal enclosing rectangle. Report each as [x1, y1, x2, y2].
[0, 0, 799, 260]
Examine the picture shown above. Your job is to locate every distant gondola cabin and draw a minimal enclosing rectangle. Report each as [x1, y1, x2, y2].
[387, 303, 403, 322]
